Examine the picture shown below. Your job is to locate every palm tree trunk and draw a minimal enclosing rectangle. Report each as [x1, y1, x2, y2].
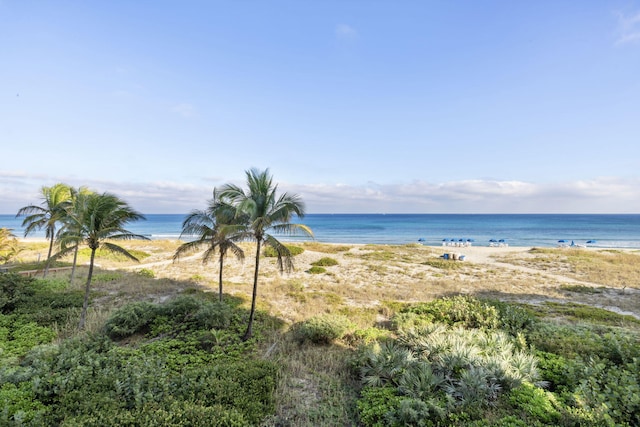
[243, 240, 261, 341]
[70, 245, 79, 284]
[78, 248, 96, 330]
[218, 254, 224, 302]
[43, 234, 54, 278]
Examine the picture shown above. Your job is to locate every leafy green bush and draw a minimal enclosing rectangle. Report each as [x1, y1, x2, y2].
[357, 386, 402, 427]
[311, 257, 338, 267]
[573, 358, 640, 426]
[394, 296, 500, 331]
[193, 300, 232, 330]
[263, 245, 304, 257]
[0, 382, 49, 425]
[0, 273, 35, 313]
[508, 382, 561, 424]
[62, 401, 247, 427]
[156, 294, 203, 323]
[485, 300, 537, 336]
[137, 268, 155, 278]
[534, 351, 578, 393]
[12, 291, 83, 325]
[293, 314, 353, 344]
[103, 301, 157, 339]
[306, 266, 326, 274]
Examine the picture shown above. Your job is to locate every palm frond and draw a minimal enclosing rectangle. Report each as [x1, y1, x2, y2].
[102, 242, 140, 262]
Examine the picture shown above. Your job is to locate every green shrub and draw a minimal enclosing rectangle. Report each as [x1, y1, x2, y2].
[293, 314, 353, 344]
[357, 386, 402, 427]
[574, 358, 640, 426]
[193, 300, 232, 330]
[395, 296, 500, 330]
[306, 266, 326, 274]
[0, 273, 35, 313]
[485, 300, 537, 336]
[32, 277, 70, 292]
[0, 382, 49, 425]
[157, 295, 203, 323]
[263, 245, 304, 257]
[311, 257, 339, 267]
[137, 268, 155, 278]
[508, 382, 561, 424]
[103, 301, 157, 339]
[1, 313, 57, 364]
[13, 291, 83, 325]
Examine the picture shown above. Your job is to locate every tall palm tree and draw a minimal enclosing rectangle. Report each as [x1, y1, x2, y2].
[55, 192, 147, 329]
[219, 168, 313, 340]
[60, 186, 94, 284]
[16, 183, 72, 277]
[173, 190, 245, 302]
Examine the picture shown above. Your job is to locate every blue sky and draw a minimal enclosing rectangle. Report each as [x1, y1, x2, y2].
[2, 1, 640, 214]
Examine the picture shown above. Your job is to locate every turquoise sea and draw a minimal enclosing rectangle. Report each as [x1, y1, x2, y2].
[1, 214, 639, 248]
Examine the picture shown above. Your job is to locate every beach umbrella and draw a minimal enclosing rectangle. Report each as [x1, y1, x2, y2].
[498, 239, 506, 242]
[489, 239, 497, 242]
[467, 238, 475, 242]
[586, 240, 596, 244]
[418, 238, 425, 242]
[442, 238, 449, 242]
[558, 240, 567, 243]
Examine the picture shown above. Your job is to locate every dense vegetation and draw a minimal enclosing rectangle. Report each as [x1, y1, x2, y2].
[353, 296, 640, 426]
[2, 267, 639, 426]
[0, 273, 277, 426]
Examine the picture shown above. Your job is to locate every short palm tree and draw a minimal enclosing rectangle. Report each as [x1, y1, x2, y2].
[173, 190, 245, 302]
[55, 192, 147, 329]
[0, 228, 20, 264]
[218, 168, 313, 340]
[16, 183, 72, 277]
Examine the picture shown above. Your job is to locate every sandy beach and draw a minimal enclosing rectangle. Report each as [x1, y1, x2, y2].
[15, 239, 637, 323]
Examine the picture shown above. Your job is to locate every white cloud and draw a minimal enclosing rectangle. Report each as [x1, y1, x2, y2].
[614, 10, 640, 45]
[335, 24, 358, 40]
[2, 172, 639, 214]
[284, 177, 640, 214]
[172, 103, 197, 118]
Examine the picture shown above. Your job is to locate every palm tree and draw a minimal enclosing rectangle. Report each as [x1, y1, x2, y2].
[219, 168, 313, 340]
[61, 186, 94, 284]
[173, 190, 245, 302]
[55, 192, 147, 329]
[16, 183, 72, 277]
[0, 228, 20, 264]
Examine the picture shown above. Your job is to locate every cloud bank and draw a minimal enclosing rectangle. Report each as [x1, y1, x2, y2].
[615, 10, 640, 45]
[1, 171, 638, 214]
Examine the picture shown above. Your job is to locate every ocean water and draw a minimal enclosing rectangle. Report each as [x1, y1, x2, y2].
[2, 213, 639, 248]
